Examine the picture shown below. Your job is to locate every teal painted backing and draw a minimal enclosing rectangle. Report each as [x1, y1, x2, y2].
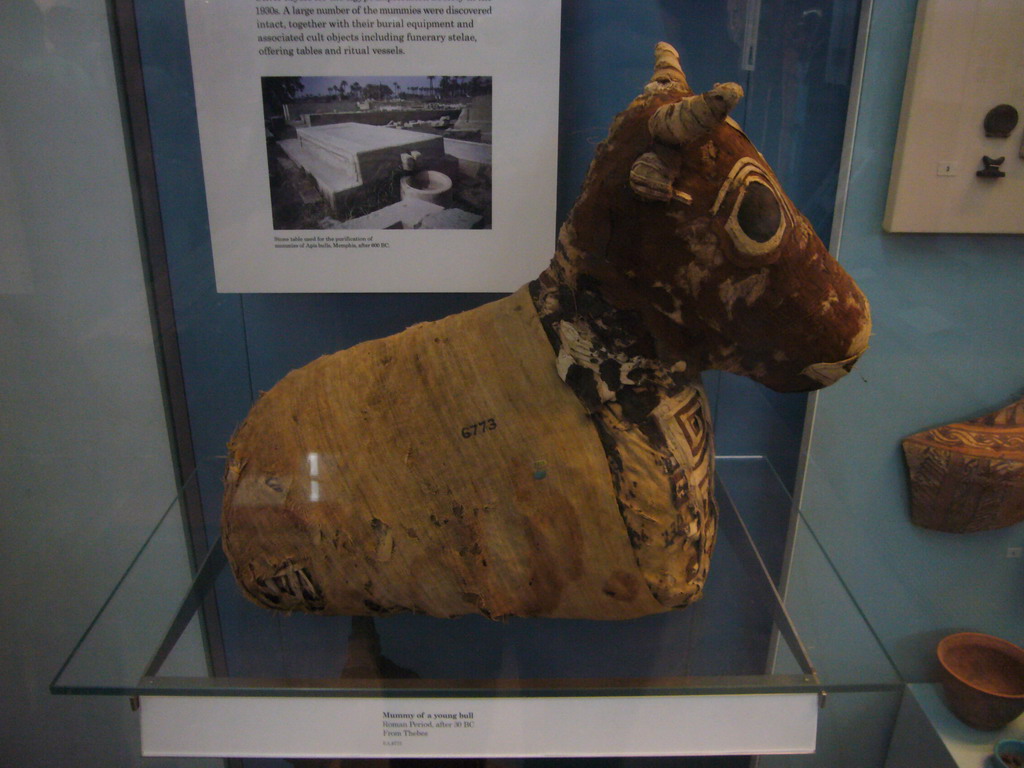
[797, 0, 1024, 683]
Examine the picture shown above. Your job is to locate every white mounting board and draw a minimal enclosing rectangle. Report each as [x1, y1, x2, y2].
[184, 0, 561, 292]
[140, 692, 818, 759]
[884, 0, 1024, 233]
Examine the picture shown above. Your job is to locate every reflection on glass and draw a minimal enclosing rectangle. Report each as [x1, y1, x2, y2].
[308, 450, 320, 502]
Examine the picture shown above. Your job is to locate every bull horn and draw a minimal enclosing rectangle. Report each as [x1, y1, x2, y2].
[648, 42, 690, 91]
[648, 82, 744, 145]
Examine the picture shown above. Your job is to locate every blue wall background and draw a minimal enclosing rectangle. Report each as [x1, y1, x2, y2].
[135, 0, 861, 537]
[791, 0, 1024, 686]
[762, 3, 1024, 764]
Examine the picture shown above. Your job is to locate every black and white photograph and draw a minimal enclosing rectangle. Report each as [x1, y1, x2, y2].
[186, 0, 558, 291]
[262, 75, 493, 231]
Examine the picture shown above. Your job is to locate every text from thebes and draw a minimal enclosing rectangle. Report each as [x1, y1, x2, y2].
[382, 710, 476, 747]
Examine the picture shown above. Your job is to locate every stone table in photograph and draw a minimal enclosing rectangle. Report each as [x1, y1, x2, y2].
[280, 123, 445, 215]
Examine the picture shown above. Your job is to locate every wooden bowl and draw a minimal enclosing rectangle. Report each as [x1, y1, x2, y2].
[937, 632, 1024, 730]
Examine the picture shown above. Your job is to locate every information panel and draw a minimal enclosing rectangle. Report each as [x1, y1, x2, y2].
[184, 0, 561, 292]
[141, 693, 819, 758]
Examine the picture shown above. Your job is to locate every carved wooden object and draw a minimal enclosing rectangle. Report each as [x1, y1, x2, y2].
[903, 396, 1024, 533]
[222, 44, 872, 619]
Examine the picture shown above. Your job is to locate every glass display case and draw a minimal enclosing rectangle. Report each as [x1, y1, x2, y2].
[3, 0, 1020, 766]
[44, 1, 887, 764]
[53, 457, 902, 760]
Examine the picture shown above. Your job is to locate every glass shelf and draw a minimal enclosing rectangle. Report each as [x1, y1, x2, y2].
[52, 456, 899, 758]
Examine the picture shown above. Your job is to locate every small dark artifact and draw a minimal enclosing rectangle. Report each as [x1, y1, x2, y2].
[983, 104, 1019, 139]
[903, 395, 1024, 533]
[222, 43, 871, 619]
[977, 155, 1007, 178]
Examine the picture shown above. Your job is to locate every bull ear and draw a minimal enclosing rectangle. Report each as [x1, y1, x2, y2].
[629, 152, 692, 205]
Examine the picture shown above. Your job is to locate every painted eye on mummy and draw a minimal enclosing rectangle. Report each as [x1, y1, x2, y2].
[736, 182, 781, 243]
[713, 158, 791, 265]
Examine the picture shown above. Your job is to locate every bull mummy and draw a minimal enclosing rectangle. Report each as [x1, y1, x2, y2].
[223, 44, 871, 620]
